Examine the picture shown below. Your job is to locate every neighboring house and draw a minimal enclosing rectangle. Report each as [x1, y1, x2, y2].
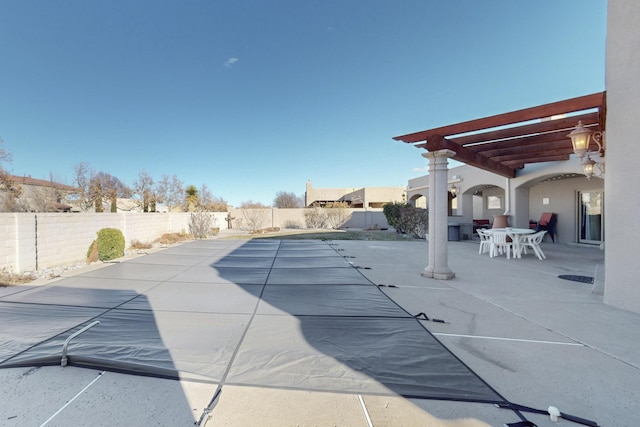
[2, 175, 76, 212]
[305, 181, 406, 208]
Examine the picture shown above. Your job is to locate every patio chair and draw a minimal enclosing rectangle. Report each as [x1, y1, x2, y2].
[534, 213, 557, 242]
[490, 231, 513, 259]
[519, 231, 547, 260]
[477, 229, 491, 254]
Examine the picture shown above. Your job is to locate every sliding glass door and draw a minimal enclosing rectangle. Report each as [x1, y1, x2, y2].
[579, 191, 604, 244]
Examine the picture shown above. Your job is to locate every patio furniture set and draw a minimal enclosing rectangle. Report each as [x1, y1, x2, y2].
[478, 228, 547, 260]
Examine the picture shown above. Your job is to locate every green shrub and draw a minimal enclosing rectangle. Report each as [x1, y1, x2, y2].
[96, 228, 125, 261]
[383, 202, 411, 231]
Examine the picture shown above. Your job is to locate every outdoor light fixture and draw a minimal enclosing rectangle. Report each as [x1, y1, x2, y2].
[450, 184, 458, 197]
[567, 121, 605, 178]
[567, 121, 592, 158]
[581, 155, 605, 179]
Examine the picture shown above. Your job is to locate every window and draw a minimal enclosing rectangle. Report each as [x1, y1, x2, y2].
[487, 195, 503, 210]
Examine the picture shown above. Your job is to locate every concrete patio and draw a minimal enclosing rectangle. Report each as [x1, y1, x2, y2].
[1, 234, 637, 427]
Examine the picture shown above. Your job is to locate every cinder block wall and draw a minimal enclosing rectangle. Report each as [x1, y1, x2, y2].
[1, 213, 192, 273]
[1, 209, 391, 273]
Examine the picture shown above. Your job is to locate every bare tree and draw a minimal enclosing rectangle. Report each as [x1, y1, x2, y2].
[0, 141, 23, 212]
[89, 172, 129, 213]
[132, 170, 155, 212]
[73, 162, 95, 212]
[156, 174, 184, 212]
[209, 196, 229, 212]
[199, 184, 213, 209]
[104, 174, 130, 212]
[273, 191, 303, 208]
[198, 184, 229, 212]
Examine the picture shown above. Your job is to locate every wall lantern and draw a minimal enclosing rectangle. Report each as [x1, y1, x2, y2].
[581, 155, 604, 180]
[450, 184, 458, 197]
[567, 121, 605, 178]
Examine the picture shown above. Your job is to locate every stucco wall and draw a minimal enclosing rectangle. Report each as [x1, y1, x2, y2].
[603, 0, 640, 312]
[228, 208, 390, 230]
[527, 177, 604, 243]
[407, 161, 605, 244]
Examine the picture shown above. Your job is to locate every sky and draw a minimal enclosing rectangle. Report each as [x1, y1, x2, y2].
[0, 1, 607, 207]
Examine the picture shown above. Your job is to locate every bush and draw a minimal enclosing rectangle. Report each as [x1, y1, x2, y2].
[95, 228, 125, 261]
[86, 240, 98, 263]
[155, 232, 193, 245]
[239, 208, 269, 232]
[324, 201, 352, 229]
[304, 207, 326, 229]
[398, 208, 428, 239]
[189, 209, 217, 239]
[130, 240, 152, 250]
[283, 219, 303, 229]
[383, 202, 411, 231]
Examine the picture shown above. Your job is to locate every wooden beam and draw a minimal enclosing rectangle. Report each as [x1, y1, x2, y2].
[449, 112, 600, 147]
[424, 135, 516, 178]
[471, 133, 573, 155]
[504, 154, 571, 167]
[393, 92, 604, 143]
[491, 148, 573, 162]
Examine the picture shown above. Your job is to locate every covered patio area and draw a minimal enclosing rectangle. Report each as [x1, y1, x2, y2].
[394, 92, 606, 279]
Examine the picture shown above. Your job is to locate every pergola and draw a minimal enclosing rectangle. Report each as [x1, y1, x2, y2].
[393, 92, 606, 279]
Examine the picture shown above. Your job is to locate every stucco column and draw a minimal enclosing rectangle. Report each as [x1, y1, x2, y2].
[422, 150, 455, 280]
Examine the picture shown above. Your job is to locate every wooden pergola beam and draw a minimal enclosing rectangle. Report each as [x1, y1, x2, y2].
[450, 112, 600, 147]
[422, 135, 517, 178]
[393, 92, 604, 143]
[394, 91, 605, 177]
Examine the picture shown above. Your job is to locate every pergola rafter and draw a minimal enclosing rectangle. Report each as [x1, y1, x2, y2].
[394, 92, 606, 178]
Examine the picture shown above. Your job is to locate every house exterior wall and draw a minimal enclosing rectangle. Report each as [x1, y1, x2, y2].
[407, 160, 604, 244]
[305, 181, 405, 208]
[527, 177, 604, 243]
[603, 0, 640, 313]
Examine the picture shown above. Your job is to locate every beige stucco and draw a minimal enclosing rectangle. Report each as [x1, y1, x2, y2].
[408, 160, 604, 245]
[305, 181, 405, 208]
[603, 0, 640, 312]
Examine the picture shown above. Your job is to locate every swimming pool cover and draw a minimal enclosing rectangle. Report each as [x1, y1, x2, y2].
[0, 239, 506, 403]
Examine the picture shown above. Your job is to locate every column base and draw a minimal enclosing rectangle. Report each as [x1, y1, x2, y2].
[421, 268, 455, 280]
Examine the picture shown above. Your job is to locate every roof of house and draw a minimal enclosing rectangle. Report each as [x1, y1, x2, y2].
[11, 175, 76, 192]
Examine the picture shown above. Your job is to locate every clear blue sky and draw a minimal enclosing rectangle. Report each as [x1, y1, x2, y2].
[0, 1, 606, 207]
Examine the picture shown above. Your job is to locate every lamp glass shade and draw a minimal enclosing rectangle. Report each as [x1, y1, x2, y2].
[568, 121, 591, 158]
[582, 158, 596, 179]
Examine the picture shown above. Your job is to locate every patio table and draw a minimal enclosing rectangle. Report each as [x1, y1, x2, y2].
[487, 228, 535, 259]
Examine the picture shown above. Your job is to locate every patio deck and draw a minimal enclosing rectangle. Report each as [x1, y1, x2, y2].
[1, 236, 637, 427]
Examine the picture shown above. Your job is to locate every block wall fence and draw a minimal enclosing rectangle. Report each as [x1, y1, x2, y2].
[1, 208, 389, 273]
